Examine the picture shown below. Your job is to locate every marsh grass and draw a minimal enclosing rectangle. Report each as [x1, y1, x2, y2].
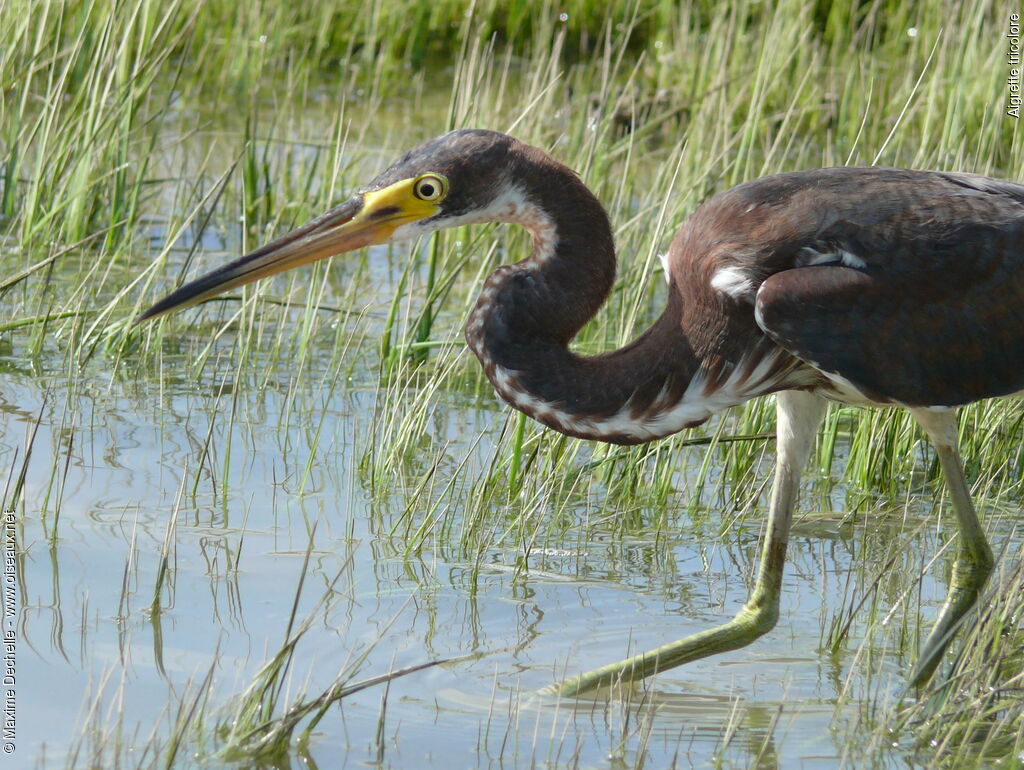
[3, 0, 1024, 766]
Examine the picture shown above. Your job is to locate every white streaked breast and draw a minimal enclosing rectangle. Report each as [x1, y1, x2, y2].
[486, 349, 797, 443]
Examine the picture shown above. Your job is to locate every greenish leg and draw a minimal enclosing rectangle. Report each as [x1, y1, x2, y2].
[544, 391, 827, 697]
[907, 408, 995, 687]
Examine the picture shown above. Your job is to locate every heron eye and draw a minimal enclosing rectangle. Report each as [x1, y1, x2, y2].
[413, 174, 447, 202]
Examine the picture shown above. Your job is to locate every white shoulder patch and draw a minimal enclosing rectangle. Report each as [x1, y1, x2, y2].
[710, 265, 756, 300]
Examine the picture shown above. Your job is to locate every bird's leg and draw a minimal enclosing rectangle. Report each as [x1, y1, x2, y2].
[907, 408, 994, 687]
[546, 390, 827, 697]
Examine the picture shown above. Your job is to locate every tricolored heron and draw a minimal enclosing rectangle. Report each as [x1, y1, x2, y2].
[139, 129, 1018, 696]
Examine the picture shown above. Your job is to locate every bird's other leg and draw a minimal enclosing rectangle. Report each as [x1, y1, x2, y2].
[907, 407, 994, 687]
[546, 390, 827, 697]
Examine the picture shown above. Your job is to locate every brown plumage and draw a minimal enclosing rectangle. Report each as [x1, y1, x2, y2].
[139, 130, 1018, 694]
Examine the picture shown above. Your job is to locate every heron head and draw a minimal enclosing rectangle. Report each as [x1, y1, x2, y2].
[136, 129, 519, 323]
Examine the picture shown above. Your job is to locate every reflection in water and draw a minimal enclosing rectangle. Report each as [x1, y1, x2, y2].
[0, 327, 1006, 768]
[434, 681, 846, 770]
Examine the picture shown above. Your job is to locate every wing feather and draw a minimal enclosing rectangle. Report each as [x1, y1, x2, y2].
[746, 169, 1024, 406]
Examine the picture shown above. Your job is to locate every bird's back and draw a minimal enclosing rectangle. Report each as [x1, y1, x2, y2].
[667, 166, 1024, 407]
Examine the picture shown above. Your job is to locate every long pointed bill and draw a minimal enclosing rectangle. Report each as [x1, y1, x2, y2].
[136, 177, 439, 323]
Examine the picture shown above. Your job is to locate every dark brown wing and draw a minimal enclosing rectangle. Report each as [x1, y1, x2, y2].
[749, 169, 1024, 407]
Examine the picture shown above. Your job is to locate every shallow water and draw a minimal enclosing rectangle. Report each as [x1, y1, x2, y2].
[3, 103, 1020, 770]
[5, 288, 1008, 769]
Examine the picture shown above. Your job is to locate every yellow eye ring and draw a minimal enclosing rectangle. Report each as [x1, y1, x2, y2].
[413, 174, 448, 202]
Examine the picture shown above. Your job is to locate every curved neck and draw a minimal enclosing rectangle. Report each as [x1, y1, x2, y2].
[464, 155, 782, 445]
